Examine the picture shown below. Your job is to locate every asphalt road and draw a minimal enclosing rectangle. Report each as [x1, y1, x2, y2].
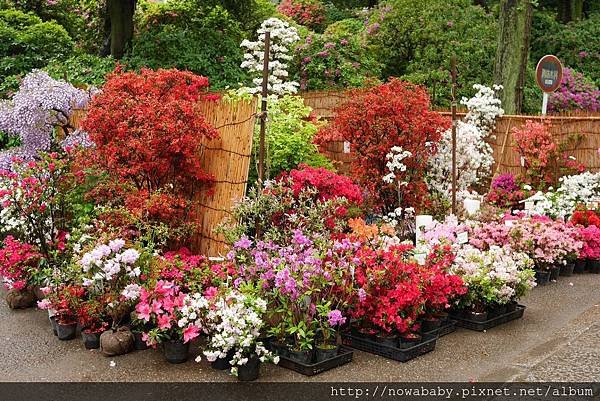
[0, 273, 598, 382]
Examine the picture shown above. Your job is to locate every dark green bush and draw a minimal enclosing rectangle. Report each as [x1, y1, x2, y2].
[0, 9, 73, 96]
[45, 53, 115, 88]
[368, 0, 497, 107]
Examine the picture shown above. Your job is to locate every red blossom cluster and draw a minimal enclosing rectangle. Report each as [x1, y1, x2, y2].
[277, 0, 325, 30]
[570, 209, 600, 228]
[513, 120, 585, 188]
[314, 79, 449, 212]
[280, 164, 363, 206]
[0, 236, 41, 291]
[158, 247, 233, 290]
[349, 244, 465, 334]
[81, 68, 219, 239]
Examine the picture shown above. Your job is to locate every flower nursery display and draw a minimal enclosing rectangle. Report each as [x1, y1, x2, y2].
[0, 56, 600, 384]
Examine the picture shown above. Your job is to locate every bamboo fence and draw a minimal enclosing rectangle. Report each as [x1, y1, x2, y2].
[191, 99, 257, 256]
[302, 91, 600, 176]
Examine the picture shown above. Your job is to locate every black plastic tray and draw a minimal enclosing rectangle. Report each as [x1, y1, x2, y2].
[449, 305, 525, 331]
[423, 319, 457, 338]
[275, 346, 353, 376]
[341, 332, 437, 362]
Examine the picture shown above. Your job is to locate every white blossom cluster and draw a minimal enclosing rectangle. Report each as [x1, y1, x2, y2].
[178, 292, 210, 330]
[382, 146, 412, 185]
[427, 121, 494, 203]
[427, 84, 502, 204]
[461, 84, 504, 134]
[530, 171, 600, 219]
[452, 245, 536, 305]
[201, 290, 277, 376]
[240, 18, 300, 96]
[79, 239, 141, 289]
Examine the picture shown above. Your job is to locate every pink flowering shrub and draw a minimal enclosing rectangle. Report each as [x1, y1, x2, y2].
[549, 68, 600, 113]
[579, 225, 600, 260]
[469, 222, 511, 250]
[0, 236, 41, 290]
[277, 0, 325, 31]
[134, 280, 208, 346]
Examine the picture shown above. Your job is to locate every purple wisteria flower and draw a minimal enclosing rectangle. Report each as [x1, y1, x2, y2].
[0, 70, 95, 170]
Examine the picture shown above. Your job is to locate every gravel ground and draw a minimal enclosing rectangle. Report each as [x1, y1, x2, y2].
[0, 273, 598, 382]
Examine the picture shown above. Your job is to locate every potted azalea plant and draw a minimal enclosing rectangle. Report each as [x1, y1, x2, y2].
[451, 245, 536, 321]
[77, 298, 109, 349]
[202, 288, 277, 381]
[134, 280, 205, 363]
[0, 236, 43, 309]
[314, 302, 345, 362]
[43, 285, 85, 340]
[579, 225, 600, 273]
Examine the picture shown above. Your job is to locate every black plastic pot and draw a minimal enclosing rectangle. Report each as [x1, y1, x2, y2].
[589, 259, 600, 274]
[505, 301, 518, 313]
[421, 317, 442, 333]
[81, 331, 102, 349]
[287, 349, 314, 365]
[534, 270, 550, 286]
[49, 315, 58, 336]
[488, 304, 507, 318]
[56, 322, 77, 341]
[132, 331, 148, 351]
[560, 263, 575, 277]
[466, 311, 488, 322]
[374, 333, 398, 348]
[237, 357, 260, 382]
[163, 340, 189, 364]
[574, 259, 586, 273]
[399, 334, 422, 350]
[573, 259, 585, 274]
[549, 266, 560, 281]
[315, 345, 339, 363]
[211, 349, 235, 370]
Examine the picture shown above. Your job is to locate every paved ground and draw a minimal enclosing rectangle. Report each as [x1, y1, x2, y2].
[0, 273, 598, 382]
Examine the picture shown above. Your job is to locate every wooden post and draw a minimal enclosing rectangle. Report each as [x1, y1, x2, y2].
[450, 56, 458, 215]
[258, 31, 270, 185]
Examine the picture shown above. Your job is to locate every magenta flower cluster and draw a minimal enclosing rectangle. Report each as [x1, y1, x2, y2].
[549, 68, 600, 113]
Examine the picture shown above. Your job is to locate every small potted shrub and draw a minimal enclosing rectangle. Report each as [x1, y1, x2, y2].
[0, 236, 42, 309]
[45, 285, 85, 341]
[451, 246, 536, 321]
[77, 299, 109, 349]
[134, 280, 204, 364]
[314, 303, 345, 362]
[579, 225, 600, 273]
[202, 289, 277, 381]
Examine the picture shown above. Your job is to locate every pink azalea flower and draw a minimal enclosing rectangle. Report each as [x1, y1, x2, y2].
[150, 300, 163, 315]
[135, 302, 151, 321]
[183, 325, 200, 343]
[203, 286, 218, 299]
[157, 314, 171, 330]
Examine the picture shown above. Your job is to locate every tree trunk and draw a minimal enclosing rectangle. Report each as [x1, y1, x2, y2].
[108, 0, 136, 59]
[570, 0, 584, 21]
[493, 0, 533, 115]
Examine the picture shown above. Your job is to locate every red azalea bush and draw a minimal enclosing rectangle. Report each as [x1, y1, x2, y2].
[570, 208, 600, 228]
[349, 244, 465, 335]
[0, 236, 41, 291]
[81, 68, 219, 242]
[513, 120, 557, 188]
[314, 79, 449, 212]
[277, 0, 326, 31]
[44, 285, 85, 325]
[512, 120, 584, 189]
[578, 225, 600, 260]
[280, 164, 363, 207]
[420, 245, 467, 315]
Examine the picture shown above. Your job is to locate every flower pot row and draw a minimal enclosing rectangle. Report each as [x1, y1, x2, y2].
[535, 259, 600, 286]
[340, 329, 438, 363]
[449, 304, 525, 332]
